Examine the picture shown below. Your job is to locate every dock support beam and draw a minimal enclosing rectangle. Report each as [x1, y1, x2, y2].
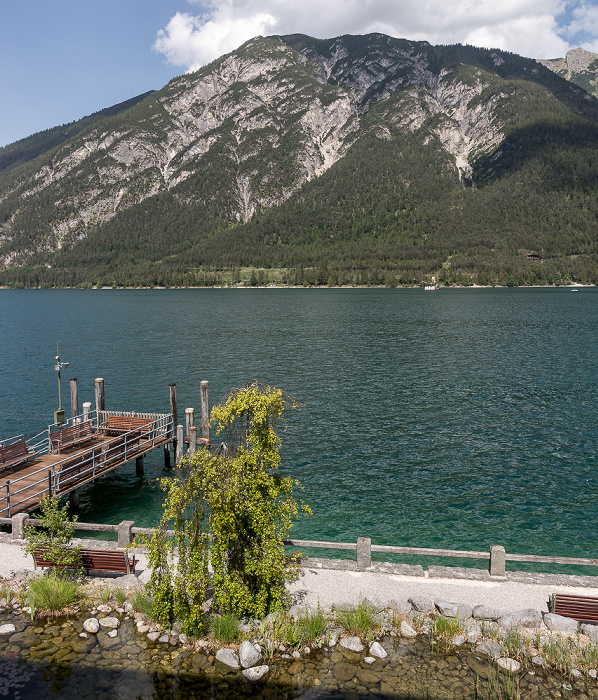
[95, 378, 105, 415]
[164, 443, 171, 468]
[201, 381, 210, 443]
[83, 401, 92, 423]
[136, 456, 144, 477]
[70, 378, 79, 420]
[169, 383, 178, 455]
[69, 488, 80, 514]
[175, 425, 184, 464]
[188, 426, 197, 458]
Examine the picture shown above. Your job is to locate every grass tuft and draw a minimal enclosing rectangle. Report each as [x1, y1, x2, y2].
[28, 573, 80, 613]
[210, 613, 239, 644]
[336, 599, 379, 638]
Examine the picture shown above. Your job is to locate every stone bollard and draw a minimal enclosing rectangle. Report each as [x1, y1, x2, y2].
[489, 545, 506, 577]
[11, 513, 29, 540]
[117, 520, 135, 547]
[357, 537, 372, 570]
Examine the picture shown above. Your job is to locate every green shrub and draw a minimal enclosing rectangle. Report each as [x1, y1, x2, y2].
[210, 614, 239, 644]
[28, 573, 80, 613]
[336, 599, 378, 638]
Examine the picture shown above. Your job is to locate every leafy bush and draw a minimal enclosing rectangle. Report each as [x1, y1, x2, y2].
[23, 496, 81, 575]
[28, 573, 80, 613]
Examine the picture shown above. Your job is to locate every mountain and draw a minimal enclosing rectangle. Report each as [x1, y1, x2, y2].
[1, 33, 598, 288]
[540, 48, 598, 99]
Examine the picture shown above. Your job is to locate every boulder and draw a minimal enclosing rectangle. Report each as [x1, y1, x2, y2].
[581, 623, 598, 643]
[434, 599, 472, 619]
[242, 665, 269, 682]
[543, 613, 578, 634]
[408, 597, 435, 614]
[216, 648, 240, 669]
[98, 617, 120, 629]
[369, 641, 387, 659]
[239, 640, 262, 668]
[475, 639, 502, 659]
[340, 636, 364, 652]
[499, 609, 542, 629]
[497, 658, 521, 674]
[83, 618, 100, 634]
[389, 599, 412, 616]
[473, 605, 504, 621]
[400, 621, 417, 638]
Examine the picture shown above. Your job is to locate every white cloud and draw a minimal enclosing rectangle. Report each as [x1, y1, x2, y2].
[561, 1, 598, 52]
[154, 0, 596, 71]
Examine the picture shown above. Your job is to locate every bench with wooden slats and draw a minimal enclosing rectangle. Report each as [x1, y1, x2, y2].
[103, 415, 153, 436]
[0, 437, 34, 473]
[550, 594, 598, 624]
[50, 422, 95, 454]
[33, 547, 136, 575]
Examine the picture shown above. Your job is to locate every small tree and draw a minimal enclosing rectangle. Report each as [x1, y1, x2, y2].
[142, 382, 311, 634]
[23, 496, 82, 575]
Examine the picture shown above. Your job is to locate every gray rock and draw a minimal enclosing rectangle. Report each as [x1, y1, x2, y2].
[239, 639, 262, 668]
[475, 639, 502, 659]
[543, 613, 578, 634]
[117, 574, 142, 589]
[98, 617, 120, 629]
[400, 621, 417, 638]
[0, 598, 6, 607]
[83, 618, 100, 634]
[532, 656, 546, 667]
[497, 657, 521, 673]
[571, 669, 583, 679]
[97, 632, 120, 649]
[408, 596, 435, 614]
[147, 631, 161, 642]
[363, 657, 376, 665]
[79, 632, 88, 639]
[107, 630, 118, 639]
[588, 669, 597, 679]
[0, 624, 15, 635]
[389, 599, 412, 616]
[581, 623, 598, 642]
[434, 599, 472, 619]
[363, 596, 385, 613]
[452, 635, 466, 646]
[327, 632, 338, 647]
[137, 623, 150, 634]
[499, 609, 542, 629]
[369, 641, 387, 659]
[340, 636, 364, 652]
[216, 648, 241, 669]
[242, 665, 269, 682]
[292, 650, 301, 659]
[473, 605, 504, 621]
[97, 604, 112, 613]
[158, 634, 170, 643]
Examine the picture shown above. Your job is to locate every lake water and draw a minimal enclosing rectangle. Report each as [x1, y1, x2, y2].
[1, 288, 597, 572]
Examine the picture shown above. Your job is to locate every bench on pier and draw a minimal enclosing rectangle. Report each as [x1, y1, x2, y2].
[0, 437, 34, 473]
[103, 416, 153, 437]
[50, 422, 95, 454]
[33, 547, 136, 576]
[549, 594, 598, 624]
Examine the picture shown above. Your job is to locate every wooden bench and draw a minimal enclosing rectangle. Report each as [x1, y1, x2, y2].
[33, 547, 136, 576]
[103, 416, 153, 437]
[0, 437, 34, 473]
[50, 422, 95, 454]
[549, 594, 598, 624]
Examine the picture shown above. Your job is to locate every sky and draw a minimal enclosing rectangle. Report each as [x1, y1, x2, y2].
[1, 0, 598, 148]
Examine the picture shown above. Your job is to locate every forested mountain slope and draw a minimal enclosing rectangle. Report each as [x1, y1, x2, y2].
[1, 34, 597, 287]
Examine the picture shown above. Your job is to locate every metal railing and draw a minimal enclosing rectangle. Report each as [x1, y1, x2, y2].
[1, 412, 174, 517]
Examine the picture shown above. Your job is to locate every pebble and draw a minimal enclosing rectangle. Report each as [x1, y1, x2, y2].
[369, 642, 387, 659]
[0, 624, 16, 635]
[98, 617, 120, 629]
[83, 619, 100, 634]
[497, 658, 521, 673]
[364, 657, 376, 665]
[242, 665, 269, 682]
[400, 621, 417, 638]
[340, 636, 364, 652]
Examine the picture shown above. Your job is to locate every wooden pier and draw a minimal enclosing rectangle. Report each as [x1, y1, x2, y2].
[0, 378, 211, 517]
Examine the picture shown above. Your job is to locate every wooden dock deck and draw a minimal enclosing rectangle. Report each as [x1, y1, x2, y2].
[0, 415, 173, 517]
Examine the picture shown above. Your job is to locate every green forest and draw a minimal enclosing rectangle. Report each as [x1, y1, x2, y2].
[0, 37, 597, 289]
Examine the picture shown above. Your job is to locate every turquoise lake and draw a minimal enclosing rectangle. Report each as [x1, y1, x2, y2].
[1, 287, 597, 572]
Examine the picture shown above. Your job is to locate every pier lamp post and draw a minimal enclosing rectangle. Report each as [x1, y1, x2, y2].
[54, 342, 70, 425]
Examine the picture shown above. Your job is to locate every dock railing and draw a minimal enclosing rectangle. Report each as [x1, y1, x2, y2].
[1, 412, 174, 518]
[1, 517, 597, 579]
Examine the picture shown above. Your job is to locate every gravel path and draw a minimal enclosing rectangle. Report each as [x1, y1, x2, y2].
[2, 539, 598, 614]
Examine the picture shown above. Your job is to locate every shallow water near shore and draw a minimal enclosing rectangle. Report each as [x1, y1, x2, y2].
[1, 609, 595, 699]
[1, 287, 597, 574]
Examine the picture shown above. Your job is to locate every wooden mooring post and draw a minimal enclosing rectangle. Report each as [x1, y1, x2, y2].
[95, 378, 105, 414]
[200, 381, 209, 443]
[82, 401, 91, 423]
[70, 378, 79, 419]
[169, 383, 178, 460]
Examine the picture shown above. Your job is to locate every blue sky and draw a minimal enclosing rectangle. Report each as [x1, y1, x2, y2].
[1, 0, 597, 148]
